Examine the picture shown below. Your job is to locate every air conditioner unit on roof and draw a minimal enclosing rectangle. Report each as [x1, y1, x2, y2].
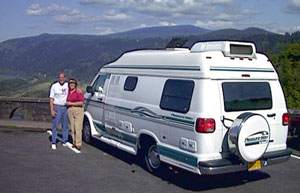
[190, 41, 257, 59]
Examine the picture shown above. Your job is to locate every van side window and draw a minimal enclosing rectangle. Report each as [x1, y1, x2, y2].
[124, 76, 138, 91]
[160, 79, 194, 113]
[93, 74, 108, 92]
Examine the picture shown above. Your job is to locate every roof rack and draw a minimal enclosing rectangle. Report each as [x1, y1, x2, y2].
[166, 37, 188, 49]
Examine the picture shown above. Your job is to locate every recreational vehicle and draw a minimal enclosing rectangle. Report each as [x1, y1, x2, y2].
[83, 41, 291, 175]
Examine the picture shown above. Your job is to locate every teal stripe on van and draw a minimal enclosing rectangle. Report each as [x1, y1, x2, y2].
[105, 103, 194, 126]
[93, 121, 137, 144]
[94, 122, 106, 132]
[210, 67, 274, 72]
[158, 145, 198, 167]
[86, 100, 194, 127]
[104, 65, 201, 71]
[164, 116, 194, 125]
[106, 103, 132, 111]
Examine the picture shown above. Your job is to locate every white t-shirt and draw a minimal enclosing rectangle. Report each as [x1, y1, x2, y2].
[49, 82, 69, 105]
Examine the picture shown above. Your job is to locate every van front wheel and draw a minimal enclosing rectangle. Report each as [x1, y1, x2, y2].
[143, 143, 161, 173]
[82, 121, 92, 144]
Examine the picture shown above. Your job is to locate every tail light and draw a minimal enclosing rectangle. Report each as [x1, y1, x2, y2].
[196, 118, 215, 133]
[282, 113, 289, 126]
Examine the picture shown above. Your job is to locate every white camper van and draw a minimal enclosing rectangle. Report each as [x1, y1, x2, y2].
[83, 41, 291, 175]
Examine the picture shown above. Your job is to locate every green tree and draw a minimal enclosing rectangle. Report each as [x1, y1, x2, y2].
[270, 43, 300, 108]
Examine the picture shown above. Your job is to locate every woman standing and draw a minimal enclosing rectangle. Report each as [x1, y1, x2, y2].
[66, 78, 84, 150]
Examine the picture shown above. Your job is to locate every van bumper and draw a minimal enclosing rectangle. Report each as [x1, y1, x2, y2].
[198, 148, 292, 175]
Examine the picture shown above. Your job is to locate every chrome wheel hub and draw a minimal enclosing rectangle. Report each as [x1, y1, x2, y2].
[147, 145, 161, 169]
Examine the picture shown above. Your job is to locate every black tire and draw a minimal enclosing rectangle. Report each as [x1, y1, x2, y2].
[142, 141, 162, 173]
[82, 121, 92, 144]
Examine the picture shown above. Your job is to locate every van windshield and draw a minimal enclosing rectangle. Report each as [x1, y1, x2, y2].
[222, 82, 272, 112]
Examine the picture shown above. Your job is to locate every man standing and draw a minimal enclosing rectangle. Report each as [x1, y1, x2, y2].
[49, 72, 69, 150]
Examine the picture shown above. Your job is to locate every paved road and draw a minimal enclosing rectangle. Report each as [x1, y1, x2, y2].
[0, 128, 299, 193]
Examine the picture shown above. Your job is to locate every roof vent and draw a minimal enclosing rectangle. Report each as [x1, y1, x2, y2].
[190, 41, 256, 58]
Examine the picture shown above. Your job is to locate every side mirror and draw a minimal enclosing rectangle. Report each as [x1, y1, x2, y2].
[98, 86, 104, 93]
[86, 86, 94, 93]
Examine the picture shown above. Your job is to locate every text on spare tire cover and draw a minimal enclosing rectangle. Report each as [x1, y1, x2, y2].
[245, 131, 269, 146]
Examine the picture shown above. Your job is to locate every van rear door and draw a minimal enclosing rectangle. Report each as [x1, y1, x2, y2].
[218, 80, 278, 153]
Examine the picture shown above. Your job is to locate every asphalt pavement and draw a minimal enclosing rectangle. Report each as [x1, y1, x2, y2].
[0, 127, 300, 193]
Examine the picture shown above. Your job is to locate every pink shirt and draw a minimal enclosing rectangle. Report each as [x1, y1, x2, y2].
[67, 89, 84, 102]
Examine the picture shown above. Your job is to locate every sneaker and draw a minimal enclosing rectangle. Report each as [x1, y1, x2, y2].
[62, 143, 67, 147]
[51, 144, 56, 150]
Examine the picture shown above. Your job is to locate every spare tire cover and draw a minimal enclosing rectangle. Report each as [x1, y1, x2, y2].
[228, 113, 270, 162]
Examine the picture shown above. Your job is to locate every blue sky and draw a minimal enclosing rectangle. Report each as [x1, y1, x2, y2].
[0, 0, 300, 42]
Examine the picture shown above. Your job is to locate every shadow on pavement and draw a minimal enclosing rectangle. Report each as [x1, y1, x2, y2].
[153, 167, 270, 191]
[86, 138, 270, 191]
[89, 138, 137, 165]
[287, 136, 300, 156]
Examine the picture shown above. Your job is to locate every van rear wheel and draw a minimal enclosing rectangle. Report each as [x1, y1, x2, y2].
[142, 142, 162, 173]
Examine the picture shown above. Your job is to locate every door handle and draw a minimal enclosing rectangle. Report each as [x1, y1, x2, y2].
[267, 113, 276, 117]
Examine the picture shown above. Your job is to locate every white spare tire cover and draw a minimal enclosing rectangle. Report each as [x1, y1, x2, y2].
[228, 113, 270, 162]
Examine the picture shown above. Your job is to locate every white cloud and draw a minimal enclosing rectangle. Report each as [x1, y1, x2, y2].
[159, 21, 176, 26]
[285, 0, 300, 14]
[215, 8, 259, 21]
[79, 0, 230, 19]
[80, 0, 115, 7]
[26, 3, 44, 15]
[26, 3, 69, 16]
[77, 0, 260, 31]
[195, 20, 233, 29]
[26, 3, 130, 26]
[270, 25, 300, 34]
[53, 12, 88, 25]
[92, 26, 113, 34]
[102, 9, 131, 21]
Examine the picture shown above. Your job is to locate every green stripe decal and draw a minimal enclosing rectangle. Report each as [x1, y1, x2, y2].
[164, 116, 194, 125]
[93, 122, 136, 144]
[94, 122, 106, 132]
[88, 101, 194, 127]
[123, 134, 137, 144]
[158, 145, 198, 167]
[85, 98, 104, 104]
[104, 65, 201, 71]
[106, 103, 194, 126]
[106, 103, 132, 111]
[210, 67, 274, 72]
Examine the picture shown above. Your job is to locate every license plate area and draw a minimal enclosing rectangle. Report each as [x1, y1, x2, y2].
[248, 160, 262, 171]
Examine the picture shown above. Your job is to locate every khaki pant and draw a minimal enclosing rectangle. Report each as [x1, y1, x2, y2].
[68, 107, 84, 147]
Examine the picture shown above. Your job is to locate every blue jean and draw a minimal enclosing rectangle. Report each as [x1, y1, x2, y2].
[52, 105, 69, 144]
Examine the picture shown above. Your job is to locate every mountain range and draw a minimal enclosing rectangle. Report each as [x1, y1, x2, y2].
[0, 25, 299, 82]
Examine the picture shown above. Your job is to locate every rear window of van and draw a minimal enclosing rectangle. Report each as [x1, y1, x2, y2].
[222, 82, 272, 112]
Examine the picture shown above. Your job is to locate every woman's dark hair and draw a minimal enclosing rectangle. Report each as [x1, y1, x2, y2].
[68, 78, 77, 88]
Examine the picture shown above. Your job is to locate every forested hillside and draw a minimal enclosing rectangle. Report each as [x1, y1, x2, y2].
[0, 26, 299, 108]
[270, 43, 300, 108]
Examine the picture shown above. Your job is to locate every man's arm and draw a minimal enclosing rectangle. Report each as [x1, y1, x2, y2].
[49, 85, 56, 117]
[49, 98, 57, 117]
